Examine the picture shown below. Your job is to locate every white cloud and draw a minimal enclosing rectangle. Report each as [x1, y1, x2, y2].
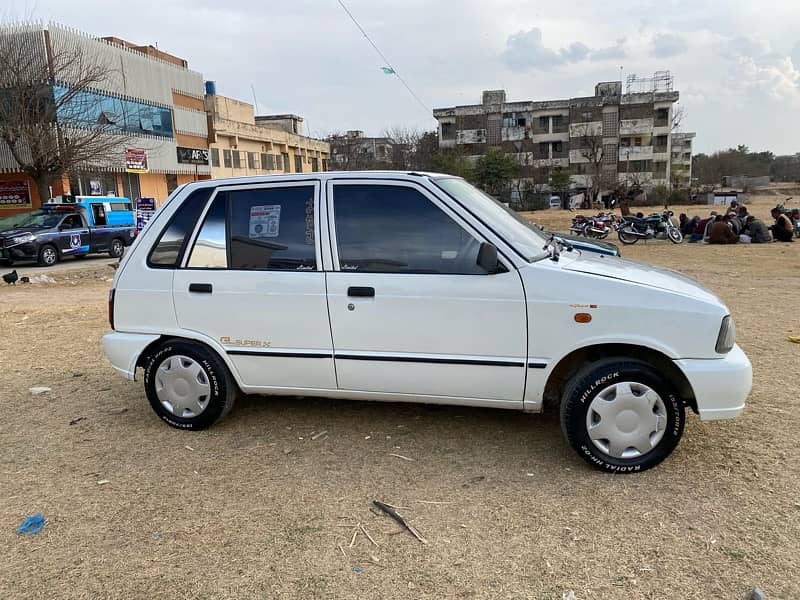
[650, 33, 688, 58]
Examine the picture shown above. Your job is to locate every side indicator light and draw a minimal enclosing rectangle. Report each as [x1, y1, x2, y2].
[574, 313, 592, 323]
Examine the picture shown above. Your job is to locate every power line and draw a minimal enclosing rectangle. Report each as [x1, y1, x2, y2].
[335, 0, 433, 118]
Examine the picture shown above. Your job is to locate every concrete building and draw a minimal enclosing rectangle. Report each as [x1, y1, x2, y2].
[0, 22, 210, 214]
[433, 72, 697, 198]
[205, 93, 330, 178]
[670, 132, 695, 188]
[327, 130, 395, 169]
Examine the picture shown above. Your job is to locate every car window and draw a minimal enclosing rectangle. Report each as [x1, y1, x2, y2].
[227, 186, 316, 271]
[61, 215, 83, 229]
[332, 184, 485, 274]
[187, 194, 228, 269]
[148, 187, 214, 268]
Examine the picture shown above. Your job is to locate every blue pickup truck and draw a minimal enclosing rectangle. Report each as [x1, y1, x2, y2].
[0, 196, 136, 266]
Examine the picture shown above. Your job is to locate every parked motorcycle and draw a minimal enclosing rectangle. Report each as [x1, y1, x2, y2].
[570, 213, 616, 239]
[617, 210, 683, 245]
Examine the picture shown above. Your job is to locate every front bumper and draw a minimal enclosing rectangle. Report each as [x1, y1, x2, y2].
[102, 331, 161, 380]
[675, 344, 752, 420]
[0, 242, 39, 261]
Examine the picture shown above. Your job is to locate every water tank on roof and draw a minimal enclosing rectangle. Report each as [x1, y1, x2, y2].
[205, 81, 217, 96]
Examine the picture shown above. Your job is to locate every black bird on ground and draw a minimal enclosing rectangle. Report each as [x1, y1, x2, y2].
[2, 270, 18, 285]
[19, 276, 30, 284]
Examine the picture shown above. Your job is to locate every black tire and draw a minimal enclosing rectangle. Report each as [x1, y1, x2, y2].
[109, 238, 125, 259]
[560, 358, 685, 473]
[74, 254, 88, 259]
[37, 244, 59, 266]
[143, 339, 237, 430]
[617, 226, 639, 245]
[667, 227, 683, 244]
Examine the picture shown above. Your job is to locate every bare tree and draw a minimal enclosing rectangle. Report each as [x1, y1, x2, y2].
[0, 24, 125, 200]
[572, 123, 607, 209]
[325, 130, 388, 171]
[671, 105, 686, 132]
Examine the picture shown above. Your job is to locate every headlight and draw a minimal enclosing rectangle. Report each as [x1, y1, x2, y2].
[715, 315, 736, 354]
[9, 233, 36, 246]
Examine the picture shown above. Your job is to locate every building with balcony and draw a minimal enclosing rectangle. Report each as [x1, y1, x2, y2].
[0, 22, 211, 214]
[326, 130, 395, 169]
[433, 72, 697, 199]
[670, 132, 695, 188]
[205, 92, 329, 179]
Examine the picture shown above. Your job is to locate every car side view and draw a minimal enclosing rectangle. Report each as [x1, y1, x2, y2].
[103, 171, 752, 472]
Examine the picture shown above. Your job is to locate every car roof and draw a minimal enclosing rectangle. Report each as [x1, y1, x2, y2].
[182, 171, 455, 191]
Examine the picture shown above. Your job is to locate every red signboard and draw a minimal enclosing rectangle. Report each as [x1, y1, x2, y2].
[125, 148, 149, 173]
[0, 180, 32, 210]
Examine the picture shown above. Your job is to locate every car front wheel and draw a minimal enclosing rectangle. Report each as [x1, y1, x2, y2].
[560, 358, 685, 473]
[38, 244, 59, 266]
[143, 340, 237, 430]
[109, 238, 125, 258]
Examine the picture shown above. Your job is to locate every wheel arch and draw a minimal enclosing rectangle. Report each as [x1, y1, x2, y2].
[543, 343, 697, 413]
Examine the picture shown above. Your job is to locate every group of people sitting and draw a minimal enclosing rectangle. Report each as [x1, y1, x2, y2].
[678, 201, 795, 244]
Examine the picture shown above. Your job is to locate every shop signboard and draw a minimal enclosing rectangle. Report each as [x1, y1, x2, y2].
[0, 180, 32, 210]
[125, 148, 149, 173]
[176, 147, 210, 165]
[136, 197, 156, 232]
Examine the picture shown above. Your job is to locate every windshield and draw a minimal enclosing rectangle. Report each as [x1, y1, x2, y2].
[0, 210, 64, 230]
[433, 177, 549, 262]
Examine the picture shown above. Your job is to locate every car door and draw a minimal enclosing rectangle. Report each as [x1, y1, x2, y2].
[57, 213, 90, 256]
[325, 180, 527, 405]
[172, 181, 337, 392]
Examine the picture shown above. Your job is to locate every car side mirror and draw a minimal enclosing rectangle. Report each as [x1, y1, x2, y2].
[476, 242, 501, 274]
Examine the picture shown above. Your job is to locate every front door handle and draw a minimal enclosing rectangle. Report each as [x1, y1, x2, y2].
[347, 286, 375, 297]
[189, 283, 213, 294]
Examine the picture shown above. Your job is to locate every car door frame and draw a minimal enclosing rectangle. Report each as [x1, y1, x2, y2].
[321, 176, 530, 409]
[56, 213, 91, 256]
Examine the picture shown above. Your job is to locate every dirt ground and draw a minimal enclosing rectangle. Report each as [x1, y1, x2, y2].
[1, 195, 799, 599]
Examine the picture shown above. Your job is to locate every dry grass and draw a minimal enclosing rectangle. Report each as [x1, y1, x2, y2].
[1, 212, 799, 599]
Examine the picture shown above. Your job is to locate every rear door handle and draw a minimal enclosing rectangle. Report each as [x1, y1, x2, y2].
[347, 286, 375, 297]
[189, 283, 213, 294]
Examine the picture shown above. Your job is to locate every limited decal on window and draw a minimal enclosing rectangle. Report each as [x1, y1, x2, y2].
[304, 197, 314, 245]
[249, 205, 281, 238]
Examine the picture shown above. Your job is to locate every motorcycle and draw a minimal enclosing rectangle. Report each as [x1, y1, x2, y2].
[570, 213, 615, 239]
[617, 210, 683, 245]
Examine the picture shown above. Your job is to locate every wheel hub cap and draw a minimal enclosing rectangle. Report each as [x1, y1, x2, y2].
[586, 381, 667, 459]
[155, 355, 211, 418]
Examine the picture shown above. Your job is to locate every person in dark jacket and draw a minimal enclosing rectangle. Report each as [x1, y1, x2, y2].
[708, 215, 737, 244]
[771, 208, 794, 242]
[744, 216, 771, 243]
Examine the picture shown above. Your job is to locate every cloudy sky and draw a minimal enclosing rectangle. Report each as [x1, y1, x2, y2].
[7, 0, 800, 154]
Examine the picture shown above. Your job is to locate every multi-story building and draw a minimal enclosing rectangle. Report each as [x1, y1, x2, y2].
[0, 22, 211, 214]
[327, 130, 395, 169]
[670, 132, 695, 188]
[433, 73, 696, 198]
[205, 92, 330, 178]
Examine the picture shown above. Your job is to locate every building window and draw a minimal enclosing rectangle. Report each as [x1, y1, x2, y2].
[121, 173, 140, 200]
[310, 157, 319, 171]
[551, 115, 563, 128]
[210, 148, 220, 167]
[223, 149, 232, 168]
[538, 142, 549, 156]
[282, 153, 290, 172]
[261, 153, 271, 170]
[575, 163, 587, 174]
[581, 111, 593, 121]
[294, 154, 303, 173]
[538, 116, 549, 130]
[166, 174, 178, 195]
[634, 138, 642, 147]
[602, 112, 618, 137]
[233, 151, 242, 169]
[441, 122, 456, 140]
[655, 107, 669, 126]
[553, 141, 563, 153]
[332, 184, 485, 275]
[322, 159, 328, 172]
[228, 186, 317, 271]
[247, 152, 256, 170]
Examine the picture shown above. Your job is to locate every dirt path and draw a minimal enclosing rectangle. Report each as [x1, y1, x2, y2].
[0, 232, 798, 599]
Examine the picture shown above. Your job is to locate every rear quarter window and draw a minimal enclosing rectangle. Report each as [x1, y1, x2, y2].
[148, 188, 214, 268]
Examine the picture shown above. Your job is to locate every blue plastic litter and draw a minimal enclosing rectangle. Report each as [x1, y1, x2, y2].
[353, 566, 363, 574]
[17, 514, 45, 535]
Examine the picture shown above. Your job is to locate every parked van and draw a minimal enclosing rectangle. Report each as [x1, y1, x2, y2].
[103, 172, 751, 472]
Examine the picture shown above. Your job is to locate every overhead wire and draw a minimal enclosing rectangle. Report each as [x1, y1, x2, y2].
[335, 0, 433, 119]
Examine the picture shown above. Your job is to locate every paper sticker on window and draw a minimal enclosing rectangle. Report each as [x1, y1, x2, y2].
[249, 205, 281, 238]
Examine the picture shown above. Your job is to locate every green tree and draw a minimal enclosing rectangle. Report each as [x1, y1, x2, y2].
[430, 148, 473, 179]
[473, 148, 519, 198]
[549, 168, 572, 200]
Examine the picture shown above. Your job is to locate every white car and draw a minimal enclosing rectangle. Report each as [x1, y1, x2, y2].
[103, 172, 752, 472]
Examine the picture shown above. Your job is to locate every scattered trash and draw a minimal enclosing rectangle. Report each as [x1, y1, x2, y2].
[415, 500, 452, 505]
[463, 475, 485, 487]
[311, 430, 328, 441]
[154, 532, 162, 540]
[788, 336, 800, 344]
[373, 500, 428, 544]
[750, 588, 767, 600]
[562, 592, 577, 600]
[72, 372, 84, 378]
[97, 479, 110, 486]
[17, 514, 45, 536]
[337, 544, 347, 557]
[388, 453, 415, 462]
[29, 275, 56, 284]
[184, 445, 194, 451]
[108, 407, 128, 415]
[283, 448, 293, 455]
[360, 524, 379, 547]
[68, 417, 87, 426]
[352, 566, 363, 574]
[369, 555, 380, 564]
[29, 387, 51, 395]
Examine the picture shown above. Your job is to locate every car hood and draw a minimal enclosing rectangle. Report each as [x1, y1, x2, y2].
[0, 227, 39, 238]
[561, 254, 721, 303]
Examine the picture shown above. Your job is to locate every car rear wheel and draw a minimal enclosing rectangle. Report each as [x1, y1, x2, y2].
[143, 340, 237, 430]
[38, 244, 59, 266]
[560, 358, 685, 473]
[109, 238, 125, 258]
